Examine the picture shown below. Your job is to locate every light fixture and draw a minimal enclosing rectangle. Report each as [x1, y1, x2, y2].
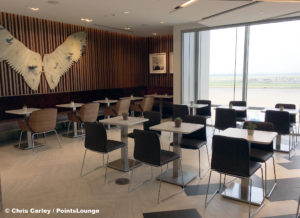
[81, 18, 93, 23]
[152, 33, 157, 36]
[29, 7, 40, 11]
[160, 21, 164, 24]
[181, 0, 197, 7]
[124, 26, 131, 30]
[123, 11, 130, 14]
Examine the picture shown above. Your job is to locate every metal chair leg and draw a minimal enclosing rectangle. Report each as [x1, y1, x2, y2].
[54, 130, 62, 148]
[128, 165, 152, 193]
[80, 149, 87, 177]
[104, 153, 109, 183]
[18, 131, 24, 148]
[206, 144, 210, 166]
[157, 166, 163, 203]
[264, 162, 267, 197]
[198, 149, 201, 178]
[31, 133, 36, 153]
[67, 122, 71, 136]
[266, 156, 277, 198]
[205, 171, 222, 207]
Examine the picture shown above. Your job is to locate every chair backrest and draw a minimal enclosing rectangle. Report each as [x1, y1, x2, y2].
[230, 100, 247, 118]
[78, 103, 99, 122]
[182, 115, 206, 141]
[212, 135, 251, 177]
[84, 122, 107, 151]
[173, 104, 189, 120]
[141, 96, 154, 112]
[115, 98, 131, 115]
[243, 121, 274, 152]
[215, 108, 236, 131]
[29, 108, 57, 133]
[265, 110, 290, 135]
[196, 100, 211, 116]
[133, 129, 161, 166]
[143, 111, 161, 131]
[275, 103, 296, 123]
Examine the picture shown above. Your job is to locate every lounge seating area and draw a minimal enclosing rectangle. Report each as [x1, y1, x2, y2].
[0, 3, 300, 218]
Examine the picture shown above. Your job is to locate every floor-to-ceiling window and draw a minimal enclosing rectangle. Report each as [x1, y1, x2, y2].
[182, 19, 300, 107]
[247, 20, 300, 107]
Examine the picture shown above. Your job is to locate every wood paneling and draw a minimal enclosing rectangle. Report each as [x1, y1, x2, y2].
[0, 12, 148, 97]
[147, 35, 173, 88]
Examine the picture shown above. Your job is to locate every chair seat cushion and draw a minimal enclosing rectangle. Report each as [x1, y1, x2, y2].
[87, 140, 125, 153]
[160, 150, 180, 166]
[170, 138, 206, 150]
[250, 148, 273, 162]
[249, 161, 261, 177]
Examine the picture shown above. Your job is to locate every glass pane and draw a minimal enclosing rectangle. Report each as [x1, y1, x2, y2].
[248, 20, 300, 108]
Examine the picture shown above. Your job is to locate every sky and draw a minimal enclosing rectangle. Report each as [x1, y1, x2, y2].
[209, 20, 300, 75]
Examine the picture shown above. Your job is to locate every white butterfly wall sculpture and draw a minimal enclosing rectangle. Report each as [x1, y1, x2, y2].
[0, 25, 87, 90]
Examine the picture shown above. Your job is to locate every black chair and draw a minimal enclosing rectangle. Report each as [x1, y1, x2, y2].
[275, 103, 298, 143]
[170, 115, 210, 178]
[196, 100, 212, 125]
[173, 104, 189, 120]
[214, 108, 236, 134]
[81, 122, 125, 181]
[243, 121, 277, 198]
[205, 135, 264, 218]
[128, 111, 161, 138]
[230, 100, 247, 122]
[265, 110, 295, 159]
[129, 129, 184, 203]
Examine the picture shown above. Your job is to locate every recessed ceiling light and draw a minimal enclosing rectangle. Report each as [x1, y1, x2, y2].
[152, 33, 157, 36]
[160, 21, 164, 24]
[29, 7, 40, 11]
[124, 26, 131, 30]
[81, 18, 93, 23]
[123, 11, 130, 14]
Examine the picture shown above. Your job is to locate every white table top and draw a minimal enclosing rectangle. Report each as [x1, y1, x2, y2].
[5, 108, 40, 115]
[146, 94, 173, 99]
[261, 108, 299, 115]
[56, 103, 83, 108]
[150, 121, 204, 134]
[217, 128, 277, 145]
[217, 105, 247, 111]
[93, 99, 118, 104]
[120, 96, 144, 101]
[188, 104, 208, 109]
[99, 116, 148, 127]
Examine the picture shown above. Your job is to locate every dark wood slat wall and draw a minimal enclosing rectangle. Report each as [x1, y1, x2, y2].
[147, 35, 173, 88]
[0, 12, 149, 97]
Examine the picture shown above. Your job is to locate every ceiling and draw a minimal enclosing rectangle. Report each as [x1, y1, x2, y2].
[1, 0, 300, 36]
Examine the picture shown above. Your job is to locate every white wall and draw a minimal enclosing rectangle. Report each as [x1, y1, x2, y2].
[173, 22, 206, 104]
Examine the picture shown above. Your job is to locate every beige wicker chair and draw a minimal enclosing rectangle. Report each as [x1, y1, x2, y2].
[67, 103, 99, 136]
[130, 96, 154, 116]
[103, 98, 131, 117]
[18, 108, 61, 152]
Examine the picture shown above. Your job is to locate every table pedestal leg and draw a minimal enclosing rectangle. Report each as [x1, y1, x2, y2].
[156, 133, 197, 186]
[274, 134, 290, 153]
[107, 126, 141, 172]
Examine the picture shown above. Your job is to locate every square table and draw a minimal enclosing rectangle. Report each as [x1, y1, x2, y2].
[187, 103, 208, 116]
[217, 105, 248, 112]
[93, 99, 118, 129]
[150, 121, 204, 186]
[217, 128, 277, 206]
[261, 108, 300, 153]
[99, 116, 149, 172]
[56, 103, 83, 138]
[120, 96, 144, 101]
[147, 94, 173, 115]
[5, 108, 40, 149]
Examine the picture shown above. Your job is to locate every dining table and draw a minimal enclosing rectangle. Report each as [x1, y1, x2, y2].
[56, 102, 83, 138]
[147, 94, 173, 115]
[5, 107, 40, 149]
[217, 105, 248, 112]
[99, 116, 149, 172]
[150, 121, 204, 186]
[217, 127, 277, 206]
[186, 103, 208, 116]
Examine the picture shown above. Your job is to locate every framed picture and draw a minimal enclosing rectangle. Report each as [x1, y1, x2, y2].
[169, 52, 173, 74]
[149, 53, 166, 74]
